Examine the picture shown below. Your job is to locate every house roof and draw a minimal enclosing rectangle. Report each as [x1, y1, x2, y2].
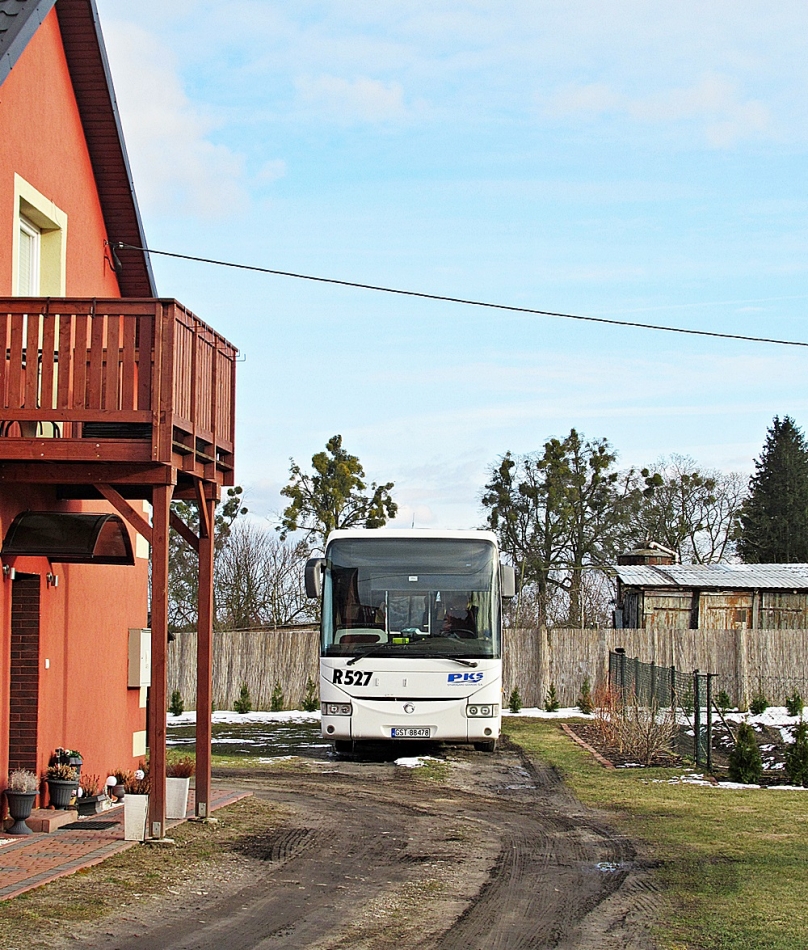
[616, 562, 808, 591]
[0, 0, 156, 297]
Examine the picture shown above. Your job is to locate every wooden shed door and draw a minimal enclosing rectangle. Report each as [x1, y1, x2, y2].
[8, 574, 40, 772]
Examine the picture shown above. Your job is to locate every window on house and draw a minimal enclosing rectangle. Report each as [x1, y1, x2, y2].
[13, 175, 67, 296]
[18, 215, 41, 295]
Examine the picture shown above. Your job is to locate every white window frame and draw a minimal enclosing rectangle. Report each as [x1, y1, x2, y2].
[18, 214, 41, 296]
[11, 175, 67, 296]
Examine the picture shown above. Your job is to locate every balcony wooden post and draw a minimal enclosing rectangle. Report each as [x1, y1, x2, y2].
[195, 494, 216, 818]
[148, 483, 173, 838]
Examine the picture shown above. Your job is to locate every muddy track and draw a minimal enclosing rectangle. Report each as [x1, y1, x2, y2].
[85, 743, 660, 950]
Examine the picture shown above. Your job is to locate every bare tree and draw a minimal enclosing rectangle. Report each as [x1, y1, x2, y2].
[216, 522, 314, 629]
[631, 455, 746, 563]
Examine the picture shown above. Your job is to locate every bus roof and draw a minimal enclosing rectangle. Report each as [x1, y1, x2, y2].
[325, 528, 499, 548]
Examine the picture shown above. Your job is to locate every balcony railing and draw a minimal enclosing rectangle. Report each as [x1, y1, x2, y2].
[0, 298, 236, 484]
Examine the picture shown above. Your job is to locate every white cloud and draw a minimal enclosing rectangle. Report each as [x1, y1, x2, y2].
[295, 75, 407, 123]
[104, 22, 248, 218]
[544, 73, 770, 148]
[256, 159, 288, 184]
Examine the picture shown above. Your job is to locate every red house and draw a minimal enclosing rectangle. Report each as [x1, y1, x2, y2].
[0, 0, 236, 836]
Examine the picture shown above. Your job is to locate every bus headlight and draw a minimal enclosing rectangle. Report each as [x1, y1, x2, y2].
[466, 703, 498, 718]
[322, 702, 352, 717]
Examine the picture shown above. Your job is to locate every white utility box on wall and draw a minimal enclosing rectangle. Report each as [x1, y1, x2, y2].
[128, 628, 151, 688]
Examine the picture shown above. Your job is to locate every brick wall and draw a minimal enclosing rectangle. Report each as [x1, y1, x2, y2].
[9, 574, 40, 771]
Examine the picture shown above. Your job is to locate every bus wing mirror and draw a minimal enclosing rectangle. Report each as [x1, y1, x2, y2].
[500, 564, 517, 599]
[305, 558, 325, 599]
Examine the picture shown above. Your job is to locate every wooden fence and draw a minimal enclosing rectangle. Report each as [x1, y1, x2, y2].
[168, 626, 808, 712]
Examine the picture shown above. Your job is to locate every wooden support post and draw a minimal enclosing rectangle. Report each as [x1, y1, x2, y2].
[149, 484, 173, 839]
[195, 495, 216, 818]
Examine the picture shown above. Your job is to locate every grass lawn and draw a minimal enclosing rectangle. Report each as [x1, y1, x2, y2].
[505, 718, 808, 950]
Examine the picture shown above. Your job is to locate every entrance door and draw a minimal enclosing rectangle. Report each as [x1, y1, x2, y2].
[8, 573, 40, 771]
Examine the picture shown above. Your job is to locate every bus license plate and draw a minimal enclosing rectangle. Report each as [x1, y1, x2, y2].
[391, 727, 431, 738]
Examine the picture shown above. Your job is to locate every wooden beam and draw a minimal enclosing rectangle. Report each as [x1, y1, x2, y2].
[0, 463, 175, 485]
[148, 484, 172, 840]
[97, 484, 153, 546]
[194, 478, 211, 540]
[195, 495, 216, 818]
[169, 510, 199, 554]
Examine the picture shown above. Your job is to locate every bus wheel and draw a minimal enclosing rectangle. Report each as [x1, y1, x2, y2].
[333, 740, 353, 756]
[474, 740, 497, 753]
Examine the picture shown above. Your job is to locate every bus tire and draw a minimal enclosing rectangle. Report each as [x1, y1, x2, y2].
[474, 740, 497, 753]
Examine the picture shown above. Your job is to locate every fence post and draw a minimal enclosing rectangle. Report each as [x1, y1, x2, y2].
[634, 655, 640, 698]
[615, 647, 626, 694]
[693, 669, 701, 767]
[706, 673, 713, 773]
[670, 664, 677, 719]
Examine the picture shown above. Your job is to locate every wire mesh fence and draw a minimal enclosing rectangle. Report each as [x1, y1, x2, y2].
[609, 649, 717, 768]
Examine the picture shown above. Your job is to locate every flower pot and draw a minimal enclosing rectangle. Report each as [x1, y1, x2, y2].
[47, 778, 77, 809]
[112, 784, 125, 801]
[4, 789, 38, 835]
[123, 794, 149, 841]
[77, 794, 106, 817]
[165, 777, 191, 820]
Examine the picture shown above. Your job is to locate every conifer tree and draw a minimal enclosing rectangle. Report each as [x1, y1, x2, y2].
[738, 416, 808, 563]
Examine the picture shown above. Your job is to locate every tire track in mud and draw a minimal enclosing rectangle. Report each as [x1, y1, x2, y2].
[82, 744, 660, 950]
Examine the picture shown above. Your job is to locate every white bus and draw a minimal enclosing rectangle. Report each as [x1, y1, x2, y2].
[305, 529, 516, 754]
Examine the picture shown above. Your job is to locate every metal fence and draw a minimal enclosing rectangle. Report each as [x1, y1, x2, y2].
[609, 648, 717, 769]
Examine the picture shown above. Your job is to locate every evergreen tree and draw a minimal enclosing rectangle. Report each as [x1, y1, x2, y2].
[280, 435, 397, 548]
[728, 722, 763, 784]
[738, 416, 808, 562]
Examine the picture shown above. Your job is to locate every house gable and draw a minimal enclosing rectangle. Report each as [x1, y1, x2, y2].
[0, 0, 154, 297]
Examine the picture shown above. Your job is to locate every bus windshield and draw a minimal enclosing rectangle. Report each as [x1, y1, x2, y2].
[321, 537, 501, 659]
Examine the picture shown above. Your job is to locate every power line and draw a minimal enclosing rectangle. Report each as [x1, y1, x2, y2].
[116, 243, 808, 349]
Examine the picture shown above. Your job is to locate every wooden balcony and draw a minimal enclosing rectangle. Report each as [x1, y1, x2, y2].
[0, 298, 236, 494]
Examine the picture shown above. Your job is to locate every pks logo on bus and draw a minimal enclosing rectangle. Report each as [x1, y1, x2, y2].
[447, 672, 484, 684]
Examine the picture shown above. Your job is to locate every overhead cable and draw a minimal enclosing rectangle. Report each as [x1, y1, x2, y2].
[115, 243, 808, 349]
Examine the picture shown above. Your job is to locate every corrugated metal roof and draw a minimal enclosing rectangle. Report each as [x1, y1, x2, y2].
[616, 563, 808, 590]
[0, 0, 155, 297]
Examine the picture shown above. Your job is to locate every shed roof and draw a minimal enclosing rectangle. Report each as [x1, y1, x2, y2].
[0, 0, 155, 297]
[616, 562, 808, 590]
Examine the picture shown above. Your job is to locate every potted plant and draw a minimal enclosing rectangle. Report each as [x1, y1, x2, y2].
[4, 769, 39, 835]
[165, 754, 195, 820]
[45, 763, 78, 809]
[123, 769, 150, 841]
[77, 773, 107, 816]
[110, 769, 133, 802]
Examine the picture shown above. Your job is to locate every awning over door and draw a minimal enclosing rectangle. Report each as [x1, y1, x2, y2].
[2, 512, 135, 565]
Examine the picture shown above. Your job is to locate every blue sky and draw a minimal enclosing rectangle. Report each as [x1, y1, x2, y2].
[95, 1, 808, 529]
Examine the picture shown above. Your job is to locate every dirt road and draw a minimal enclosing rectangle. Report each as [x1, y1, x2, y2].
[85, 741, 660, 950]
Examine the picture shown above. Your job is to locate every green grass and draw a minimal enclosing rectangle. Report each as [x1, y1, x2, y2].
[505, 718, 808, 950]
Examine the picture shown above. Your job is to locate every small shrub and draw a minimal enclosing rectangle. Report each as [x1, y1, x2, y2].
[715, 689, 731, 717]
[233, 682, 252, 715]
[508, 687, 522, 714]
[169, 689, 185, 716]
[113, 769, 134, 787]
[544, 682, 560, 713]
[749, 691, 769, 716]
[8, 769, 38, 792]
[166, 753, 196, 778]
[592, 685, 623, 747]
[615, 695, 677, 766]
[45, 763, 78, 782]
[270, 682, 284, 712]
[785, 690, 804, 718]
[785, 721, 808, 787]
[728, 722, 763, 784]
[79, 773, 101, 797]
[124, 767, 150, 795]
[577, 677, 593, 715]
[301, 677, 319, 712]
